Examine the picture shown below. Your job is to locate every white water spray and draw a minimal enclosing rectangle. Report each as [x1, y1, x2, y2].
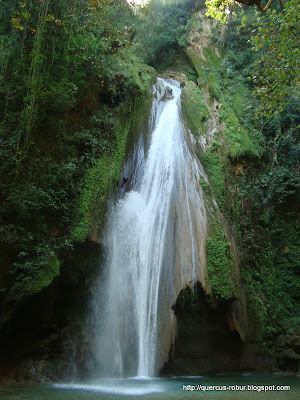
[92, 78, 209, 378]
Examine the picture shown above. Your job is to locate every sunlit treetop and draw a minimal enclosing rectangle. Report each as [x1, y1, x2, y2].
[251, 0, 300, 117]
[205, 0, 299, 117]
[206, 0, 283, 22]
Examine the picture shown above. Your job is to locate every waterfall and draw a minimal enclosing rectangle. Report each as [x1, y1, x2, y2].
[91, 78, 209, 378]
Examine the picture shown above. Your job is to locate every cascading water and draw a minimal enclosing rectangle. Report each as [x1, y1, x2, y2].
[92, 78, 210, 378]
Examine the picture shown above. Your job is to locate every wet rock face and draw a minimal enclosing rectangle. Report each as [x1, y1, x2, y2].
[15, 360, 75, 383]
[275, 335, 300, 373]
[161, 284, 244, 375]
[160, 284, 277, 376]
[161, 85, 174, 101]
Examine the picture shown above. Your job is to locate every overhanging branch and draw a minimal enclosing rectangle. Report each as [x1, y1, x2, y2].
[235, 0, 277, 13]
[256, 0, 276, 13]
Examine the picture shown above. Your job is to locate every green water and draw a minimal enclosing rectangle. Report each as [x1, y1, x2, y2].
[0, 375, 299, 400]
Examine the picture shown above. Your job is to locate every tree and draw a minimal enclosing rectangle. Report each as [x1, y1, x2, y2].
[235, 0, 278, 12]
[206, 0, 299, 117]
[206, 0, 283, 21]
[0, 0, 153, 325]
[251, 0, 299, 116]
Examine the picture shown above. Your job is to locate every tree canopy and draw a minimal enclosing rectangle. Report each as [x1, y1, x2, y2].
[206, 0, 299, 117]
[251, 0, 299, 116]
[206, 0, 283, 21]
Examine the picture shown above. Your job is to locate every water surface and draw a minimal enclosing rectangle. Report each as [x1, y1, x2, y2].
[1, 375, 299, 400]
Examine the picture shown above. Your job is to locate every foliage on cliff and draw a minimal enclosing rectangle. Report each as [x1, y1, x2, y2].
[206, 0, 300, 117]
[206, 0, 284, 22]
[182, 4, 299, 345]
[206, 224, 238, 301]
[251, 0, 300, 117]
[133, 0, 203, 66]
[218, 4, 299, 344]
[0, 0, 154, 325]
[181, 81, 209, 136]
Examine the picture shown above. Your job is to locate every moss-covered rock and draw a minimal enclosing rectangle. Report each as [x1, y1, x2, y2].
[161, 284, 246, 376]
[181, 81, 209, 137]
[201, 145, 227, 210]
[71, 91, 153, 243]
[206, 223, 239, 301]
[71, 120, 131, 243]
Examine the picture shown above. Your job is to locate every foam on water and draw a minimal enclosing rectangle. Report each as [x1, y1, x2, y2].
[53, 379, 164, 395]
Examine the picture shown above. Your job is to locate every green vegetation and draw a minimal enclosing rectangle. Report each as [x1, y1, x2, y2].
[206, 223, 238, 301]
[187, 43, 258, 160]
[237, 124, 300, 341]
[206, 0, 300, 116]
[181, 81, 209, 137]
[160, 0, 299, 350]
[199, 177, 212, 196]
[201, 146, 226, 209]
[223, 107, 258, 159]
[186, 4, 299, 346]
[72, 95, 152, 242]
[133, 0, 202, 67]
[251, 0, 300, 116]
[71, 130, 129, 243]
[216, 5, 300, 343]
[0, 0, 155, 324]
[185, 36, 258, 216]
[206, 0, 282, 22]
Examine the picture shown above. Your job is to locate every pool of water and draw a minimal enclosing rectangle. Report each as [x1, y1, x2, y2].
[0, 375, 299, 400]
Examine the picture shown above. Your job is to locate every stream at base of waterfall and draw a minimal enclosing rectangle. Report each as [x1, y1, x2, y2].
[1, 375, 299, 400]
